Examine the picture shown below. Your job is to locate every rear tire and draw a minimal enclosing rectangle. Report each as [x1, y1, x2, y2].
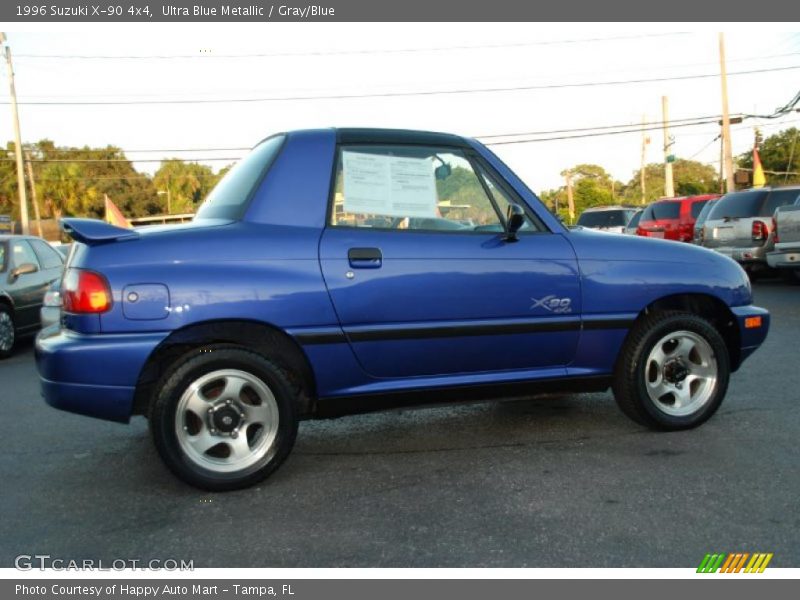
[149, 345, 299, 491]
[0, 305, 16, 360]
[613, 311, 730, 430]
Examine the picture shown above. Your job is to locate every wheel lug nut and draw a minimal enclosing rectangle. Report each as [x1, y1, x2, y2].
[226, 399, 232, 404]
[231, 431, 238, 439]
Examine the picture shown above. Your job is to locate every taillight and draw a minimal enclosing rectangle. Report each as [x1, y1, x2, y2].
[752, 220, 768, 242]
[43, 289, 62, 308]
[773, 217, 779, 243]
[62, 269, 112, 313]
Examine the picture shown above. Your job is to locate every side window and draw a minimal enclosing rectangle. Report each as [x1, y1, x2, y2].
[477, 165, 540, 232]
[11, 240, 40, 269]
[691, 201, 708, 219]
[330, 145, 504, 232]
[30, 240, 64, 270]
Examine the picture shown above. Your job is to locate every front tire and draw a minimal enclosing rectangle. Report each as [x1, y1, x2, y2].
[0, 305, 16, 360]
[613, 311, 730, 430]
[149, 345, 299, 491]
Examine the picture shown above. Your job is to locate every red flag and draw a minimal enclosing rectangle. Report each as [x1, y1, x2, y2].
[752, 147, 766, 188]
[104, 194, 132, 229]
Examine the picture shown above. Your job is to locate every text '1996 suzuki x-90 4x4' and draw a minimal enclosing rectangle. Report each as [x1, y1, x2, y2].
[36, 129, 770, 490]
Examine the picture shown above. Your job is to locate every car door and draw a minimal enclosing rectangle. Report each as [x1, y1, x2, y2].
[28, 238, 65, 286]
[318, 141, 581, 379]
[6, 239, 48, 333]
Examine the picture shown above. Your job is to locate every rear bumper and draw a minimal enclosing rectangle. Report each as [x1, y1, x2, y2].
[766, 249, 800, 269]
[730, 305, 770, 368]
[35, 328, 168, 423]
[708, 245, 769, 265]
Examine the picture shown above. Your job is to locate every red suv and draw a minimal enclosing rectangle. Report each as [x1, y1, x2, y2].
[637, 194, 721, 242]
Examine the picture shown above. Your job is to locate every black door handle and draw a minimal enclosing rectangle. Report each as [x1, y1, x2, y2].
[348, 247, 382, 269]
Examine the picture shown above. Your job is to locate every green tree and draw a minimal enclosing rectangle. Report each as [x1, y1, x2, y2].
[737, 127, 800, 186]
[539, 164, 621, 222]
[0, 143, 21, 219]
[153, 160, 218, 214]
[623, 159, 719, 204]
[22, 140, 159, 220]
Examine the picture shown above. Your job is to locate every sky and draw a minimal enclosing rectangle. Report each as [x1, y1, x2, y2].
[1, 23, 799, 194]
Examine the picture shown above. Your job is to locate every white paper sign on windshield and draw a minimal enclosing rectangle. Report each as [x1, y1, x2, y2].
[342, 151, 437, 218]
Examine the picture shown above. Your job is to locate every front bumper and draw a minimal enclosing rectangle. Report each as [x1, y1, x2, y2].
[35, 328, 168, 423]
[731, 305, 770, 368]
[766, 249, 800, 269]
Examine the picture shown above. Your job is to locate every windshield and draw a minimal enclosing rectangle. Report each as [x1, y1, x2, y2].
[761, 189, 800, 216]
[642, 201, 681, 221]
[577, 210, 630, 228]
[708, 190, 769, 220]
[627, 211, 642, 228]
[195, 134, 286, 220]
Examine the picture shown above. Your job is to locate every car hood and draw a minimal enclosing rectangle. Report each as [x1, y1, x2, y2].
[567, 226, 731, 264]
[565, 227, 752, 308]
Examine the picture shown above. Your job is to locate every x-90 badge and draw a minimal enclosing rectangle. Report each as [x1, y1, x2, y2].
[531, 295, 573, 314]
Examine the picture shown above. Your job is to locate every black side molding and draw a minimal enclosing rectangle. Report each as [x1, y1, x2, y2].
[311, 375, 612, 419]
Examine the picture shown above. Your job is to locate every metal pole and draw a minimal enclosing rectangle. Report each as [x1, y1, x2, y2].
[719, 132, 725, 193]
[24, 151, 43, 238]
[565, 171, 575, 225]
[3, 43, 30, 235]
[719, 33, 736, 192]
[662, 96, 674, 198]
[640, 114, 648, 204]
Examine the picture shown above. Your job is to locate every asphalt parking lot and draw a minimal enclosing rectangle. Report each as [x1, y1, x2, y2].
[1, 279, 798, 568]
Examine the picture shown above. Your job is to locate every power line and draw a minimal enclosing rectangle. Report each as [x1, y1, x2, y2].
[2, 157, 238, 163]
[6, 108, 800, 162]
[20, 147, 249, 154]
[477, 114, 731, 139]
[11, 32, 692, 60]
[687, 135, 721, 160]
[16, 51, 800, 101]
[481, 118, 724, 145]
[6, 65, 800, 106]
[28, 119, 728, 153]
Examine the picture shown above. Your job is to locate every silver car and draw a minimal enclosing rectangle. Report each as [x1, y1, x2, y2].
[701, 187, 800, 277]
[576, 206, 638, 234]
[624, 209, 643, 235]
[39, 279, 62, 330]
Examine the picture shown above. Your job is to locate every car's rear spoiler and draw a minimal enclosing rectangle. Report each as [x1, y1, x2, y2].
[61, 218, 139, 246]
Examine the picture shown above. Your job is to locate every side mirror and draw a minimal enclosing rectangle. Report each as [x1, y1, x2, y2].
[504, 204, 525, 242]
[434, 163, 452, 180]
[11, 263, 38, 280]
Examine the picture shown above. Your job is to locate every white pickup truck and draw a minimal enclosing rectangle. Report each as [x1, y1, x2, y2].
[768, 200, 800, 282]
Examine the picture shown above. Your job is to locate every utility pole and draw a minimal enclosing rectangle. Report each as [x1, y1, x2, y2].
[719, 32, 736, 192]
[565, 171, 575, 224]
[1, 34, 30, 235]
[158, 188, 172, 214]
[662, 96, 675, 198]
[24, 151, 43, 238]
[640, 114, 648, 204]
